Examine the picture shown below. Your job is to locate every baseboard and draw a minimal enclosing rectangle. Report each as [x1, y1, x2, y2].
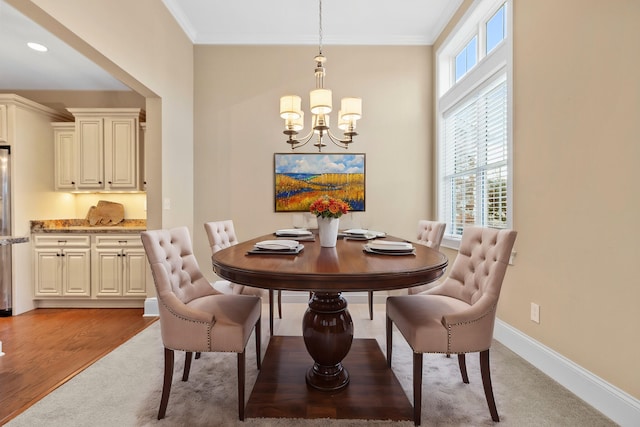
[143, 297, 159, 317]
[494, 319, 640, 427]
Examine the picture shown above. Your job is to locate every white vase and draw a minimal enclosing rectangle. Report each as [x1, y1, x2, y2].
[317, 217, 339, 247]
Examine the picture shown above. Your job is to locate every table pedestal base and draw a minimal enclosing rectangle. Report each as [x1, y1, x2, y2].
[302, 291, 354, 391]
[245, 336, 413, 421]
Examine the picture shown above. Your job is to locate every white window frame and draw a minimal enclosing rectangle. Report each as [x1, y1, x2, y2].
[436, 0, 513, 249]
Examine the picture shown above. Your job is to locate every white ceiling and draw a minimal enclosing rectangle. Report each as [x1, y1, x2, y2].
[0, 0, 461, 91]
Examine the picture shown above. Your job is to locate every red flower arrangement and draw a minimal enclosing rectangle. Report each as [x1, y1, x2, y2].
[309, 195, 350, 219]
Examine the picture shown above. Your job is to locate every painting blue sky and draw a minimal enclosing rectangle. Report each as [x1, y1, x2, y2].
[275, 154, 364, 174]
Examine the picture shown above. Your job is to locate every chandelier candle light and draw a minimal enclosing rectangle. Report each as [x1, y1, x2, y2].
[279, 0, 362, 152]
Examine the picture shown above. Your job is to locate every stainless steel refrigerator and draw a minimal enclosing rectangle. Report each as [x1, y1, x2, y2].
[0, 146, 12, 316]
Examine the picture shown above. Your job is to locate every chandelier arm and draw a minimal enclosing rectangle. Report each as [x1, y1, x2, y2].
[286, 130, 315, 150]
[326, 128, 354, 149]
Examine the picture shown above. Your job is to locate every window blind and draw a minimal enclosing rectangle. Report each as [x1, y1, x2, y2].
[440, 73, 508, 237]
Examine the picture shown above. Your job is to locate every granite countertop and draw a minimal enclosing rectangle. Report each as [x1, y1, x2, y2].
[31, 219, 146, 234]
[0, 236, 30, 245]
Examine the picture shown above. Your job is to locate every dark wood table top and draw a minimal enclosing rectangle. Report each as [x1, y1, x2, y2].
[211, 233, 448, 292]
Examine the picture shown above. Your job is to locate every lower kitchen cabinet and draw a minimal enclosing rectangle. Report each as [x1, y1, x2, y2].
[92, 235, 147, 297]
[33, 233, 146, 305]
[34, 235, 91, 297]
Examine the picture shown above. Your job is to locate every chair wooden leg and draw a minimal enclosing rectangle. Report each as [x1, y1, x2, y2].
[386, 315, 393, 367]
[158, 347, 174, 420]
[237, 351, 246, 421]
[255, 317, 262, 370]
[268, 289, 274, 336]
[182, 351, 193, 381]
[480, 349, 500, 422]
[368, 290, 374, 320]
[195, 352, 201, 359]
[277, 290, 282, 319]
[457, 353, 469, 383]
[413, 352, 423, 426]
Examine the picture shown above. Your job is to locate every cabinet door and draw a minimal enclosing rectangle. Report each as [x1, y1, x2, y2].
[92, 248, 122, 297]
[76, 118, 105, 189]
[104, 117, 138, 190]
[123, 248, 147, 296]
[53, 126, 77, 190]
[34, 249, 63, 296]
[63, 248, 91, 297]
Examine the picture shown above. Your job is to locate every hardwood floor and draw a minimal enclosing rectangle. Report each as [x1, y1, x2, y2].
[0, 308, 156, 425]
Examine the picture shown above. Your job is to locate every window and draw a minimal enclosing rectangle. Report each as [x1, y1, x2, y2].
[486, 4, 506, 54]
[441, 74, 507, 236]
[436, 0, 512, 247]
[455, 36, 477, 81]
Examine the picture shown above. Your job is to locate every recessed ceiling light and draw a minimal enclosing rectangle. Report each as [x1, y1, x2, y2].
[27, 42, 48, 52]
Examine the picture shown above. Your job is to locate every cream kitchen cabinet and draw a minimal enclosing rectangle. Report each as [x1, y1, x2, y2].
[33, 235, 91, 297]
[55, 108, 145, 191]
[91, 235, 147, 298]
[52, 123, 76, 190]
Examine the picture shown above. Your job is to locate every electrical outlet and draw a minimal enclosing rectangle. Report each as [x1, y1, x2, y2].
[163, 198, 171, 210]
[530, 302, 540, 324]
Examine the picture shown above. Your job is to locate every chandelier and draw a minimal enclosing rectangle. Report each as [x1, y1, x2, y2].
[279, 0, 362, 152]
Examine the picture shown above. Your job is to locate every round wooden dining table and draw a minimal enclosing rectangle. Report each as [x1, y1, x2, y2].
[211, 232, 448, 392]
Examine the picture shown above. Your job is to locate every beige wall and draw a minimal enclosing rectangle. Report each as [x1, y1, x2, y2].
[437, 0, 640, 398]
[192, 45, 433, 270]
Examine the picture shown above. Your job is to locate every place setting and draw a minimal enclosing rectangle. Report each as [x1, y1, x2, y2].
[340, 228, 386, 241]
[363, 239, 416, 256]
[273, 228, 315, 241]
[247, 239, 305, 255]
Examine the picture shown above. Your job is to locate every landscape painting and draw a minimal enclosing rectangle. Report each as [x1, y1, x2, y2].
[274, 153, 365, 212]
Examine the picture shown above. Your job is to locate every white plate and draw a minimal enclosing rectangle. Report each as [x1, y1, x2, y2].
[275, 229, 313, 236]
[363, 246, 416, 256]
[367, 240, 414, 252]
[344, 229, 386, 238]
[255, 239, 299, 250]
[344, 228, 369, 235]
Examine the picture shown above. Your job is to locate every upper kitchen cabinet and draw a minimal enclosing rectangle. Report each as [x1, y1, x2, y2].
[55, 108, 145, 192]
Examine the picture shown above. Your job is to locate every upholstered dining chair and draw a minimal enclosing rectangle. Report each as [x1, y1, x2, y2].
[367, 220, 446, 319]
[205, 220, 282, 336]
[386, 226, 517, 426]
[141, 227, 262, 421]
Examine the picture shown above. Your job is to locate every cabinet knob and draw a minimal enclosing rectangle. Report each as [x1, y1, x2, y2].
[71, 181, 75, 185]
[108, 181, 112, 184]
[99, 181, 103, 184]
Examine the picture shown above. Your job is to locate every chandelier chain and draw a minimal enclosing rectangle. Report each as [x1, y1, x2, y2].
[318, 0, 323, 54]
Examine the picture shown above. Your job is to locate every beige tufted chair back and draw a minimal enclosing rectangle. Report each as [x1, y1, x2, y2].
[142, 226, 219, 307]
[428, 226, 516, 308]
[416, 220, 446, 250]
[204, 220, 238, 254]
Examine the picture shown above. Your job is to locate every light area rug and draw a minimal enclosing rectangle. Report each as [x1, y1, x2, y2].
[7, 304, 615, 427]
